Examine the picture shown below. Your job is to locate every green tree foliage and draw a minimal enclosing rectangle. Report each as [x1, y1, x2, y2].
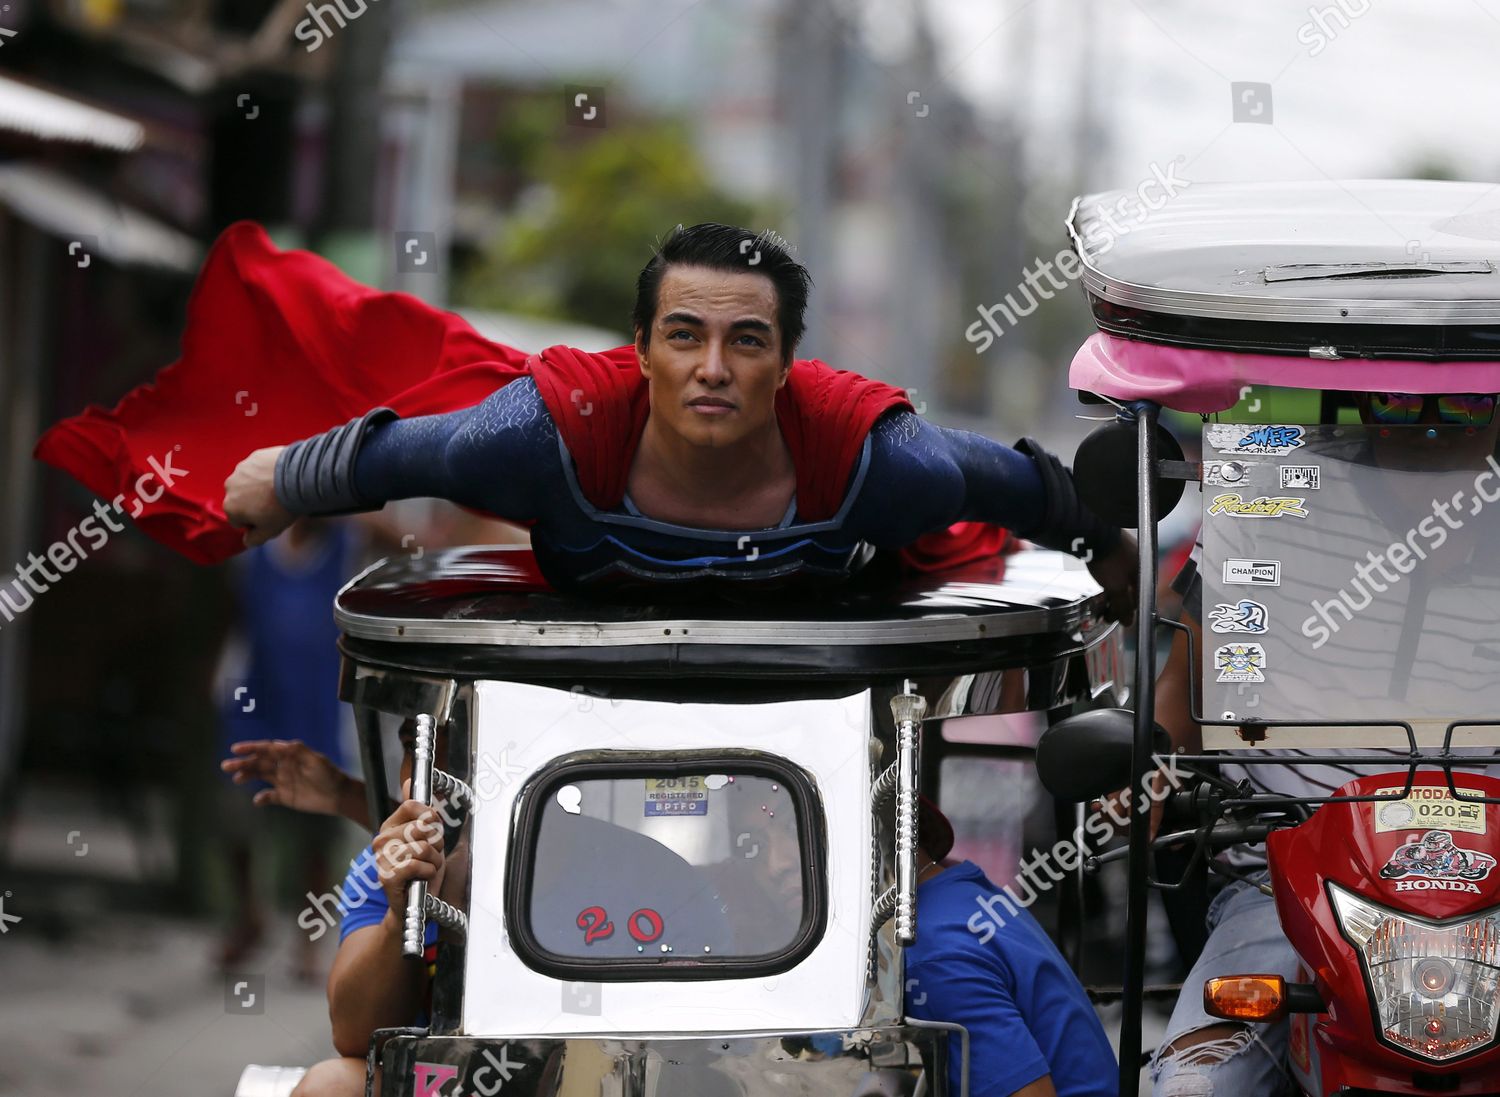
[455, 102, 767, 335]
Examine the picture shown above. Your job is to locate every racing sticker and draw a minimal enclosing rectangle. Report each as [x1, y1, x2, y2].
[1208, 494, 1309, 519]
[1214, 642, 1267, 683]
[1379, 830, 1497, 893]
[1209, 598, 1269, 634]
[1280, 465, 1321, 490]
[645, 776, 709, 816]
[1204, 460, 1257, 487]
[1373, 786, 1487, 835]
[1205, 423, 1307, 456]
[1222, 559, 1281, 586]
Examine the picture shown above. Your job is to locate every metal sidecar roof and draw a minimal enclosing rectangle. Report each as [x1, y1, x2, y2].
[1069, 180, 1500, 363]
[333, 545, 1111, 680]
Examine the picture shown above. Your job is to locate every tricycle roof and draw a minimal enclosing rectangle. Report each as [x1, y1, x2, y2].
[333, 545, 1111, 681]
[1065, 180, 1500, 410]
[1071, 179, 1500, 330]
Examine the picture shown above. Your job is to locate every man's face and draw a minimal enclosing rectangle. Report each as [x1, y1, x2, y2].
[636, 264, 791, 449]
[724, 778, 803, 898]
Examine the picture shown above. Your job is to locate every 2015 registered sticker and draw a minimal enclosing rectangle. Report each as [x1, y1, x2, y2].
[644, 776, 709, 817]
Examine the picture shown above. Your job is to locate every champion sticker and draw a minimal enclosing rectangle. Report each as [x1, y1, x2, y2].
[1204, 460, 1256, 486]
[1374, 786, 1486, 835]
[1206, 423, 1307, 456]
[1222, 559, 1281, 586]
[1214, 642, 1266, 682]
[1208, 493, 1309, 519]
[1379, 830, 1496, 892]
[1209, 598, 1269, 634]
[1280, 465, 1320, 490]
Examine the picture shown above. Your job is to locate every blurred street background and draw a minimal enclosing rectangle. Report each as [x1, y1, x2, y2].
[2, 1, 1500, 1093]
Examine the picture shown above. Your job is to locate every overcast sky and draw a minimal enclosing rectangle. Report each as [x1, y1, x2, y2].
[926, 0, 1500, 190]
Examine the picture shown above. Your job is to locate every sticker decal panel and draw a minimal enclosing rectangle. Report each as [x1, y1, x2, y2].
[1204, 460, 1257, 487]
[1209, 599, 1270, 634]
[1373, 786, 1487, 835]
[644, 776, 708, 816]
[1222, 559, 1281, 586]
[1206, 423, 1307, 455]
[1280, 465, 1321, 490]
[1208, 493, 1309, 519]
[1378, 830, 1497, 893]
[1214, 642, 1267, 683]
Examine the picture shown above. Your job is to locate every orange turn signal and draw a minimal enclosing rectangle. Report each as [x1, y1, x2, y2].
[1204, 975, 1288, 1023]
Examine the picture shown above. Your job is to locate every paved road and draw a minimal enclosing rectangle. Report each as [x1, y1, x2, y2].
[0, 907, 338, 1097]
[0, 904, 1164, 1097]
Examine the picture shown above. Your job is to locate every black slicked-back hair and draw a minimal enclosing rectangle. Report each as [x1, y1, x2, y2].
[632, 222, 812, 363]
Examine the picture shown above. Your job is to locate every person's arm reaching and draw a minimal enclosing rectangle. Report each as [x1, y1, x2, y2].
[329, 908, 428, 1058]
[328, 791, 447, 1057]
[222, 739, 373, 829]
[1157, 554, 1206, 755]
[1011, 1080, 1059, 1097]
[1097, 549, 1202, 836]
[224, 378, 553, 547]
[851, 411, 1137, 620]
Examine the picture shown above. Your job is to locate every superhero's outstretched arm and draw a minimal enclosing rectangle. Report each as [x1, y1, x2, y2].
[851, 410, 1121, 558]
[273, 379, 553, 521]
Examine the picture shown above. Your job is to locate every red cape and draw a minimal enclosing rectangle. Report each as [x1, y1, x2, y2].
[35, 222, 1007, 573]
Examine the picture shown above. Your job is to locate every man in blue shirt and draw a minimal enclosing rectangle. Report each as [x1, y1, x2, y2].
[285, 719, 453, 1097]
[907, 799, 1119, 1097]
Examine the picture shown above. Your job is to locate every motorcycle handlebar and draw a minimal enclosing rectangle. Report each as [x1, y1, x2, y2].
[1085, 819, 1278, 871]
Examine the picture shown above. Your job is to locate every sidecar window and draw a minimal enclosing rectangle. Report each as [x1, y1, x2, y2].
[509, 759, 825, 978]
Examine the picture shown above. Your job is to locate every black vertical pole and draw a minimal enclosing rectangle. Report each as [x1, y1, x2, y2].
[1118, 402, 1160, 1096]
[356, 705, 389, 835]
[1048, 704, 1085, 972]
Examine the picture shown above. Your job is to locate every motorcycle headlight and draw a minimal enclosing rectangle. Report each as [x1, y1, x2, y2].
[1330, 883, 1500, 1062]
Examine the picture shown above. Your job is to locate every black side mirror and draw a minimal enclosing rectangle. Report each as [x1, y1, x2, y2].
[1072, 418, 1186, 529]
[1035, 707, 1171, 802]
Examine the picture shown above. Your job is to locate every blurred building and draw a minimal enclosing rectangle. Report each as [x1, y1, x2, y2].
[0, 0, 378, 908]
[383, 0, 1025, 429]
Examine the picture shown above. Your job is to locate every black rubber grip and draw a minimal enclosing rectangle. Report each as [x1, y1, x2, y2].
[1014, 436, 1122, 558]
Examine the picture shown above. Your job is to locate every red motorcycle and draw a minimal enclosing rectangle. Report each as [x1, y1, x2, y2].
[1229, 771, 1500, 1094]
[1039, 721, 1500, 1095]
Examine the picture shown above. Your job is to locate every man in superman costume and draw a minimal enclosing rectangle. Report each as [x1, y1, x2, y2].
[36, 220, 1134, 611]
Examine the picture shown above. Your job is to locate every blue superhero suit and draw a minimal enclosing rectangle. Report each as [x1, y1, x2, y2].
[274, 378, 1117, 590]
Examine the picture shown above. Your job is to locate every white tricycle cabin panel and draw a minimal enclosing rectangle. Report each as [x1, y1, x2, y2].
[461, 680, 875, 1036]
